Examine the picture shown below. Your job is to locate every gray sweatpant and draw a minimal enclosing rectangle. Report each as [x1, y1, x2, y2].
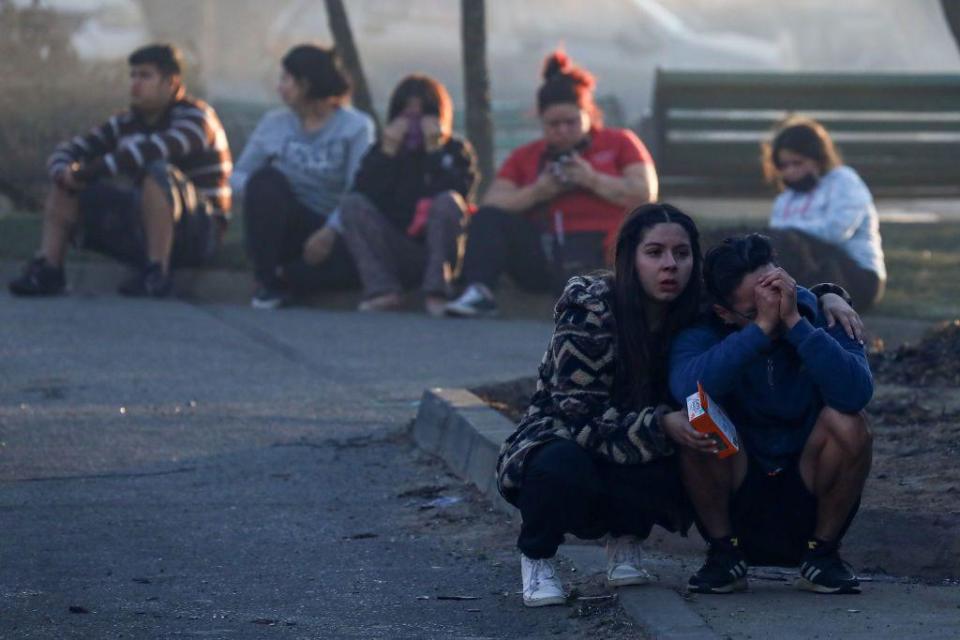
[339, 191, 466, 298]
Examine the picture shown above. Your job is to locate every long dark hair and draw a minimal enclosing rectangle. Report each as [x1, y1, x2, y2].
[761, 116, 841, 188]
[612, 203, 702, 407]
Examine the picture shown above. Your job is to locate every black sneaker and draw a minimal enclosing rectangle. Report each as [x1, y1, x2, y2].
[118, 262, 173, 298]
[8, 257, 66, 296]
[797, 541, 860, 594]
[251, 286, 290, 310]
[688, 538, 749, 594]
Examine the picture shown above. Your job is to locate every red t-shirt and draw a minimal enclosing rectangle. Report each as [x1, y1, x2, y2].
[496, 127, 653, 249]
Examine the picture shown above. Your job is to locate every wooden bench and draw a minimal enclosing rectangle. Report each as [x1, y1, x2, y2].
[646, 70, 960, 197]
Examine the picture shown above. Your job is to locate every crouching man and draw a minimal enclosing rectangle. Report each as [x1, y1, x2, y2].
[668, 234, 873, 594]
[9, 43, 231, 297]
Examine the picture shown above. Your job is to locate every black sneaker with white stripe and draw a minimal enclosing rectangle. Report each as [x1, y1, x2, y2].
[797, 540, 860, 594]
[688, 537, 748, 594]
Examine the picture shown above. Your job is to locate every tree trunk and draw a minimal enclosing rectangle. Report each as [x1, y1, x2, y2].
[460, 0, 495, 196]
[943, 0, 960, 53]
[323, 0, 379, 131]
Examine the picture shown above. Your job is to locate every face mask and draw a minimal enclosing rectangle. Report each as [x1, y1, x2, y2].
[403, 115, 423, 151]
[783, 173, 818, 193]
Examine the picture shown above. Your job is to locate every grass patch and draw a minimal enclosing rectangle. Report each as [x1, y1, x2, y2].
[692, 218, 960, 322]
[836, 222, 960, 321]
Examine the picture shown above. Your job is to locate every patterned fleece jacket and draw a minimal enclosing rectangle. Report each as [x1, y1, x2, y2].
[496, 275, 675, 506]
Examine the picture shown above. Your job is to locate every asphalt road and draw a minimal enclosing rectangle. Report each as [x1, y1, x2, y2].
[0, 294, 641, 639]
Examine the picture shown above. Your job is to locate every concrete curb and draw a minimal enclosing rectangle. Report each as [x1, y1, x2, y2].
[1, 259, 362, 308]
[2, 259, 253, 304]
[411, 387, 722, 640]
[411, 387, 516, 517]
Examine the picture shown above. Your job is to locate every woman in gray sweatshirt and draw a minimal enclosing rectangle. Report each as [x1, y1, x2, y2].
[231, 44, 375, 309]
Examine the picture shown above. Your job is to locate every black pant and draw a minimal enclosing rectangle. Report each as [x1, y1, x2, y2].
[725, 455, 861, 567]
[516, 439, 691, 559]
[243, 167, 358, 291]
[459, 206, 553, 291]
[460, 206, 606, 293]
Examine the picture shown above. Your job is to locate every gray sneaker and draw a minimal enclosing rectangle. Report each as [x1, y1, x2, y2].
[606, 535, 654, 587]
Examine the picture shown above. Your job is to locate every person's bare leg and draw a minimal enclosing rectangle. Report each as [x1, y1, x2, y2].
[679, 448, 748, 538]
[141, 174, 176, 273]
[39, 184, 80, 266]
[799, 407, 872, 541]
[681, 447, 750, 593]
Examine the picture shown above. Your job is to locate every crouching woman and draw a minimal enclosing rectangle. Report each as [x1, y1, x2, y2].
[495, 203, 710, 607]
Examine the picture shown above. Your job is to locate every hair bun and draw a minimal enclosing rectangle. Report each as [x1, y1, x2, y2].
[542, 49, 572, 81]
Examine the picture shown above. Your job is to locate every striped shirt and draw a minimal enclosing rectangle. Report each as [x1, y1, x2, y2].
[47, 90, 232, 216]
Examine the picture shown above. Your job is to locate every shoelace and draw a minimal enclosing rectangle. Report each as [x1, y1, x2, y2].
[464, 288, 486, 304]
[812, 553, 855, 576]
[530, 559, 558, 589]
[610, 538, 641, 568]
[24, 259, 43, 280]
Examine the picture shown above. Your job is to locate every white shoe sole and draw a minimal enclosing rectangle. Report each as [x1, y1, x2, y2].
[688, 577, 748, 594]
[251, 297, 285, 310]
[606, 572, 654, 588]
[795, 577, 860, 594]
[523, 594, 567, 607]
[444, 304, 499, 318]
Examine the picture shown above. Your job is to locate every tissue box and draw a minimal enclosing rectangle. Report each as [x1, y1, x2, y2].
[685, 382, 740, 459]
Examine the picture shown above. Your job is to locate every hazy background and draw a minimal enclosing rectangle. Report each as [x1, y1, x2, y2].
[12, 0, 960, 123]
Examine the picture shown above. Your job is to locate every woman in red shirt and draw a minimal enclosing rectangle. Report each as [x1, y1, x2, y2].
[446, 49, 658, 317]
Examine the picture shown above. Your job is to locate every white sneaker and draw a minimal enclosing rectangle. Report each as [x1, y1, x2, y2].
[444, 283, 499, 318]
[520, 554, 566, 607]
[606, 535, 654, 587]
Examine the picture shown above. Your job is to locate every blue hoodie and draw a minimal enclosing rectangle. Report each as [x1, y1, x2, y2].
[668, 287, 873, 471]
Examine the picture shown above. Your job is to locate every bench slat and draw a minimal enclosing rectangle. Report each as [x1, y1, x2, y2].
[651, 70, 960, 196]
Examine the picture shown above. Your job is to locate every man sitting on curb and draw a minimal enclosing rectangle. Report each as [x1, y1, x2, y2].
[9, 43, 232, 298]
[668, 234, 873, 594]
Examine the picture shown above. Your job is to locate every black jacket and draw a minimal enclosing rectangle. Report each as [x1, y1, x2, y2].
[496, 275, 675, 506]
[351, 135, 478, 230]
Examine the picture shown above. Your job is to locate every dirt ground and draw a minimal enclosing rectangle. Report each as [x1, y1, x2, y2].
[473, 317, 960, 519]
[404, 446, 644, 639]
[866, 320, 960, 513]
